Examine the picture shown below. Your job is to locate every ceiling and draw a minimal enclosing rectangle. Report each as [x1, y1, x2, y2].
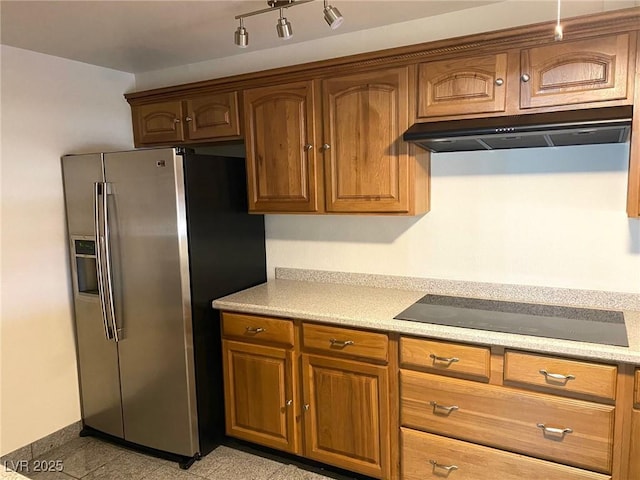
[0, 0, 503, 73]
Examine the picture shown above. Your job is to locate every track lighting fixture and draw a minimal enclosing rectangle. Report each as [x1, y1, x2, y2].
[276, 9, 293, 39]
[234, 0, 344, 48]
[234, 18, 248, 48]
[323, 0, 343, 30]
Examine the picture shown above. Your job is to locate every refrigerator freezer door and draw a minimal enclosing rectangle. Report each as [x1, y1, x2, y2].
[103, 148, 199, 457]
[62, 154, 124, 438]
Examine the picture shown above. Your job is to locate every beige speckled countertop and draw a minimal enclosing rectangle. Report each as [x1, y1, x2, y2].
[212, 269, 640, 365]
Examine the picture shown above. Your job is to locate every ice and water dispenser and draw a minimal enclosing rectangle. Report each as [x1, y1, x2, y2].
[73, 238, 98, 295]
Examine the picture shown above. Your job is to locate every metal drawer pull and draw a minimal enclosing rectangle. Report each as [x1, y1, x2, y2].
[429, 401, 459, 414]
[430, 353, 459, 365]
[330, 338, 354, 347]
[539, 369, 576, 382]
[286, 400, 293, 406]
[245, 326, 265, 334]
[537, 423, 573, 436]
[429, 460, 458, 473]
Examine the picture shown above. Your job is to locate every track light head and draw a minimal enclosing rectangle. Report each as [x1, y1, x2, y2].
[234, 24, 249, 48]
[276, 12, 293, 39]
[323, 2, 343, 29]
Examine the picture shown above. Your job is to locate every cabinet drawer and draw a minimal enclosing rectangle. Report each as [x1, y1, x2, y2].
[302, 323, 388, 362]
[400, 370, 615, 473]
[222, 312, 294, 347]
[504, 350, 617, 401]
[400, 336, 490, 380]
[401, 428, 610, 480]
[635, 369, 640, 406]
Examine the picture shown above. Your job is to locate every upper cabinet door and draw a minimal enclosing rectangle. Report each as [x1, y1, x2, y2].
[185, 92, 241, 140]
[520, 33, 635, 109]
[243, 81, 320, 213]
[417, 53, 508, 118]
[132, 101, 185, 145]
[323, 67, 412, 213]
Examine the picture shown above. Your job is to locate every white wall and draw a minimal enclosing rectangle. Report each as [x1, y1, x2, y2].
[0, 45, 135, 455]
[266, 145, 640, 293]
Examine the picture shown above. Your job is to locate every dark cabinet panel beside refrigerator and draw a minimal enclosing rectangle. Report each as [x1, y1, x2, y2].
[62, 148, 266, 467]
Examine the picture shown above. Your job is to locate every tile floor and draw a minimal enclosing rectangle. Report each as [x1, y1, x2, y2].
[14, 436, 368, 480]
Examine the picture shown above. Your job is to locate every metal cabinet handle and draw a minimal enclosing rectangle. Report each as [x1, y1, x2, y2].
[539, 369, 575, 382]
[245, 326, 265, 334]
[429, 460, 458, 473]
[173, 118, 181, 123]
[330, 338, 354, 347]
[521, 73, 531, 82]
[430, 353, 459, 365]
[537, 423, 573, 436]
[321, 143, 331, 151]
[495, 78, 504, 86]
[286, 400, 293, 406]
[303, 404, 310, 411]
[304, 144, 313, 151]
[185, 116, 192, 122]
[429, 401, 459, 414]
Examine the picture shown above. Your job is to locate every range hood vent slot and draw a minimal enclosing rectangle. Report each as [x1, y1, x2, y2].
[403, 106, 633, 153]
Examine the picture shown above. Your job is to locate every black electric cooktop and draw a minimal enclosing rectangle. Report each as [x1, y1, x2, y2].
[394, 294, 629, 347]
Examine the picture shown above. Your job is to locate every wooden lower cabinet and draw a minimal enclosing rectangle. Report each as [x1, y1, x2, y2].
[401, 428, 610, 480]
[221, 339, 299, 453]
[630, 409, 640, 479]
[302, 354, 390, 479]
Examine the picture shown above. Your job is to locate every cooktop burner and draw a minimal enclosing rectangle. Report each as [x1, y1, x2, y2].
[394, 294, 629, 347]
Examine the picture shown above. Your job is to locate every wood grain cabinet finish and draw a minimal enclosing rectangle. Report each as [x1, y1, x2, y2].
[401, 428, 611, 480]
[520, 33, 635, 109]
[243, 81, 321, 213]
[302, 322, 389, 362]
[400, 370, 615, 473]
[399, 336, 491, 380]
[132, 101, 185, 145]
[302, 353, 390, 479]
[629, 409, 640, 480]
[132, 92, 241, 146]
[416, 53, 508, 118]
[635, 368, 640, 406]
[222, 339, 299, 453]
[222, 312, 295, 346]
[504, 350, 618, 401]
[322, 67, 423, 214]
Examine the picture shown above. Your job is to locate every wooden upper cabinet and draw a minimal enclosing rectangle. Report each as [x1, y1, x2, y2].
[417, 53, 508, 118]
[243, 81, 320, 213]
[322, 67, 422, 214]
[520, 33, 635, 109]
[132, 92, 241, 146]
[184, 92, 240, 140]
[133, 100, 185, 145]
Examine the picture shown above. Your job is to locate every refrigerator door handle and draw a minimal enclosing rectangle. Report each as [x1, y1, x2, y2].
[101, 182, 120, 342]
[94, 182, 114, 341]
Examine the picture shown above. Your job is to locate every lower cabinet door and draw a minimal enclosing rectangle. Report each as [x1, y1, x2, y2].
[630, 410, 640, 479]
[222, 340, 299, 453]
[302, 354, 390, 479]
[401, 428, 610, 480]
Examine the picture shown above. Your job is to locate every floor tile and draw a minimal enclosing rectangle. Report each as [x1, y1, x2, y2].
[25, 471, 76, 480]
[269, 464, 333, 480]
[80, 450, 162, 480]
[37, 439, 124, 479]
[139, 465, 205, 480]
[31, 423, 82, 459]
[188, 446, 283, 480]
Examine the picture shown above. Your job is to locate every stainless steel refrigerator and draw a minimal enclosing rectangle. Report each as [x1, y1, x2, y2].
[62, 147, 266, 468]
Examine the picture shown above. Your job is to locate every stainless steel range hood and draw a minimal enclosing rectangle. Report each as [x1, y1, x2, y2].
[403, 106, 633, 153]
